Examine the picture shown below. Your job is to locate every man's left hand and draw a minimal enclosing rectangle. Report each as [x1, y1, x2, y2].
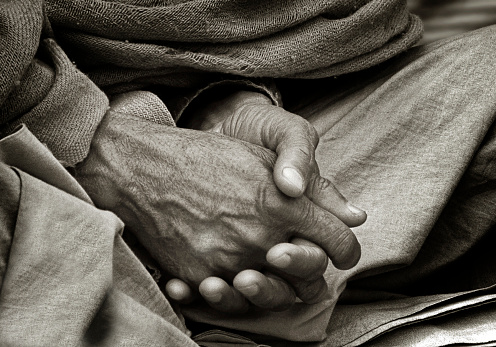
[168, 90, 366, 312]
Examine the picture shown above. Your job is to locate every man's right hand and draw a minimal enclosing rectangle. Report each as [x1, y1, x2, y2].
[76, 109, 361, 289]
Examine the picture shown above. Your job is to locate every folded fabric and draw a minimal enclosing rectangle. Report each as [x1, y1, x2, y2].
[46, 0, 423, 85]
[363, 301, 496, 347]
[329, 286, 496, 346]
[0, 126, 195, 346]
[185, 25, 496, 345]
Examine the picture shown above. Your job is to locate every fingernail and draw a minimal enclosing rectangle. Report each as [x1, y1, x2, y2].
[237, 284, 259, 297]
[282, 167, 304, 192]
[270, 253, 291, 268]
[347, 202, 364, 215]
[204, 292, 223, 303]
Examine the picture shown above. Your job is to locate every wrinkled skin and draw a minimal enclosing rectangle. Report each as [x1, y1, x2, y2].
[184, 91, 366, 225]
[168, 91, 367, 311]
[77, 109, 362, 290]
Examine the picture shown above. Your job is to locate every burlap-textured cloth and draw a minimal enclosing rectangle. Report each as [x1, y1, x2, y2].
[48, 0, 422, 83]
[1, 0, 421, 165]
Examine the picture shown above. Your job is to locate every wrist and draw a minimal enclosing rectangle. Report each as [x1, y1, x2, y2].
[183, 89, 273, 131]
[178, 79, 278, 130]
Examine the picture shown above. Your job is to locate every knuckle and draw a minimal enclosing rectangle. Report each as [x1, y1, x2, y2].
[294, 281, 315, 299]
[296, 145, 311, 159]
[255, 183, 275, 215]
[307, 174, 331, 199]
[236, 103, 274, 124]
[235, 103, 257, 120]
[293, 117, 319, 147]
[263, 277, 295, 311]
[256, 183, 288, 219]
[294, 202, 318, 231]
[292, 246, 328, 280]
[307, 246, 329, 274]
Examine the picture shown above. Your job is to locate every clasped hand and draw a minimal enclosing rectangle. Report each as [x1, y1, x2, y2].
[77, 90, 366, 313]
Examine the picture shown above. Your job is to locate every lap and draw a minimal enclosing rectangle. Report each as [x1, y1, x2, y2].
[286, 25, 496, 290]
[187, 26, 496, 346]
[278, 24, 496, 346]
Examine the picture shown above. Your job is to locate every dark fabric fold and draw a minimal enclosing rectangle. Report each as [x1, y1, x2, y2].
[47, 0, 422, 83]
[0, 0, 108, 166]
[0, 0, 422, 166]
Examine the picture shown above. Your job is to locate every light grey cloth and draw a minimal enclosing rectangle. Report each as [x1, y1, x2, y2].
[2, 17, 496, 347]
[409, 0, 496, 44]
[0, 125, 195, 347]
[311, 24, 496, 346]
[184, 25, 496, 345]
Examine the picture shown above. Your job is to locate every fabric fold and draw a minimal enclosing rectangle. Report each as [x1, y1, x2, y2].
[0, 126, 194, 346]
[47, 0, 422, 85]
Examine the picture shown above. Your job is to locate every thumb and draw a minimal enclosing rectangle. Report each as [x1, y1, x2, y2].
[269, 112, 320, 198]
[214, 96, 319, 197]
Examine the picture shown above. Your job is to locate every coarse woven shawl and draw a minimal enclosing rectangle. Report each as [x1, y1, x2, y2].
[0, 0, 422, 166]
[47, 0, 423, 91]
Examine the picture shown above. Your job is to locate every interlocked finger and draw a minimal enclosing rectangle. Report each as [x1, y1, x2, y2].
[282, 198, 361, 270]
[199, 277, 249, 313]
[266, 238, 328, 280]
[233, 270, 296, 311]
[305, 172, 366, 227]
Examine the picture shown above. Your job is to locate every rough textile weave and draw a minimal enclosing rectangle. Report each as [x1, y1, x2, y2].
[0, 0, 422, 166]
[47, 0, 423, 86]
[0, 1, 108, 166]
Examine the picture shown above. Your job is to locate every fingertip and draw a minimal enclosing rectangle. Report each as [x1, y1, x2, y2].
[234, 270, 296, 311]
[333, 239, 361, 270]
[199, 277, 225, 303]
[233, 269, 261, 289]
[235, 283, 260, 297]
[199, 277, 250, 312]
[270, 115, 317, 198]
[268, 253, 291, 269]
[266, 241, 328, 281]
[266, 243, 292, 269]
[346, 202, 367, 227]
[165, 279, 194, 303]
